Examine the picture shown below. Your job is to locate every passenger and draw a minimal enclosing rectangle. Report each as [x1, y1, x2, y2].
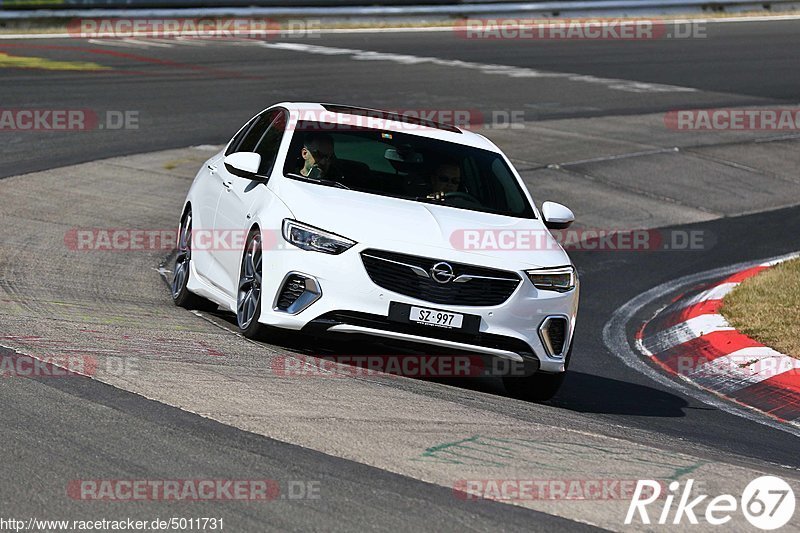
[300, 133, 337, 179]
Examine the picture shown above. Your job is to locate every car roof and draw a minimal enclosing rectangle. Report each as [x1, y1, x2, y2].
[273, 102, 501, 152]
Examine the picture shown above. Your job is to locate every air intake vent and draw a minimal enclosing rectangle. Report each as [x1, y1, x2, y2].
[539, 316, 568, 357]
[276, 274, 306, 310]
[274, 273, 321, 314]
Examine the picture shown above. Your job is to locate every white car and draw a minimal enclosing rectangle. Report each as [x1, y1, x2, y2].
[172, 102, 578, 400]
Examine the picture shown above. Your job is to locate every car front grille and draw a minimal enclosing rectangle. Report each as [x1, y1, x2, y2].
[360, 249, 521, 306]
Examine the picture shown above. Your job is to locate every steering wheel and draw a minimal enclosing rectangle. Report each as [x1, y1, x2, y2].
[444, 191, 481, 205]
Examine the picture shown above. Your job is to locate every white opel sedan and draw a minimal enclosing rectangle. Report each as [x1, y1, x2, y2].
[172, 102, 578, 400]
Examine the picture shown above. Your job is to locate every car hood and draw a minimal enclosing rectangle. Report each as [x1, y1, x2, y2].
[271, 178, 571, 270]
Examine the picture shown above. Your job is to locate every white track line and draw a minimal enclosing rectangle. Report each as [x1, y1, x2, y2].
[125, 38, 174, 47]
[171, 37, 212, 46]
[260, 41, 696, 93]
[677, 282, 739, 309]
[640, 314, 733, 354]
[87, 38, 152, 49]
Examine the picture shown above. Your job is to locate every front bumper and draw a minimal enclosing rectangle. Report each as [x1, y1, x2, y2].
[258, 244, 578, 373]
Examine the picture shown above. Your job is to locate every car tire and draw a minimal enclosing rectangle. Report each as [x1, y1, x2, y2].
[171, 209, 217, 311]
[502, 345, 572, 402]
[237, 228, 266, 339]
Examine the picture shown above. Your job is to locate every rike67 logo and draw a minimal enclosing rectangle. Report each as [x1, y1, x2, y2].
[626, 477, 795, 529]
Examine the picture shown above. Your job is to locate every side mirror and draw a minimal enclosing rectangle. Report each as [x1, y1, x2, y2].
[224, 152, 261, 179]
[542, 201, 575, 230]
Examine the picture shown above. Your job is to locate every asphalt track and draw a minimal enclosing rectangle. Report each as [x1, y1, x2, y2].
[1, 17, 800, 532]
[2, 18, 800, 178]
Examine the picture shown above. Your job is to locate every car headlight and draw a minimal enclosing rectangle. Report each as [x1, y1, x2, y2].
[525, 266, 576, 293]
[282, 219, 356, 255]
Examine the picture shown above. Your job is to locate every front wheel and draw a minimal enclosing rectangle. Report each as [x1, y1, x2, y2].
[237, 229, 266, 339]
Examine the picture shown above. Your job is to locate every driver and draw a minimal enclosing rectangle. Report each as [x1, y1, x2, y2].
[300, 133, 337, 179]
[428, 162, 462, 200]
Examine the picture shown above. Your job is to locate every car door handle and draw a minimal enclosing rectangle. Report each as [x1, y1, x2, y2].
[222, 180, 232, 190]
[207, 164, 218, 174]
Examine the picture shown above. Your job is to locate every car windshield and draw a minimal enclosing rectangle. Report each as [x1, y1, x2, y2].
[283, 121, 536, 218]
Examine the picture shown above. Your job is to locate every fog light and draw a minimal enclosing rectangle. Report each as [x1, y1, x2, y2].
[274, 272, 321, 314]
[539, 316, 569, 358]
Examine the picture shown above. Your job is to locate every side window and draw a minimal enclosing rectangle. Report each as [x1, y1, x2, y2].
[225, 116, 256, 156]
[229, 110, 279, 156]
[254, 111, 288, 175]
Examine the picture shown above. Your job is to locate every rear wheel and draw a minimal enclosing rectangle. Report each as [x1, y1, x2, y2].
[171, 210, 217, 311]
[502, 345, 572, 402]
[237, 229, 266, 339]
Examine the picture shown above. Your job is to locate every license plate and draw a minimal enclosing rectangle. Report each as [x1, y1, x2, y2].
[387, 302, 481, 334]
[409, 306, 463, 329]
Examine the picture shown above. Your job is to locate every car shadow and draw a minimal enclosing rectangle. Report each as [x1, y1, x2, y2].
[547, 371, 691, 417]
[432, 371, 690, 417]
[205, 310, 690, 417]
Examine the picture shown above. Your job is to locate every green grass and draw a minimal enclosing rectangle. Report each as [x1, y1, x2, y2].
[721, 257, 800, 359]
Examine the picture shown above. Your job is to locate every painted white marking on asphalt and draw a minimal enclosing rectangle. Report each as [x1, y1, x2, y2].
[125, 38, 175, 48]
[260, 42, 697, 93]
[89, 37, 220, 48]
[192, 144, 223, 151]
[761, 257, 795, 267]
[678, 281, 739, 308]
[0, 33, 73, 39]
[172, 37, 213, 46]
[123, 38, 174, 48]
[642, 313, 733, 354]
[553, 147, 678, 168]
[87, 38, 153, 49]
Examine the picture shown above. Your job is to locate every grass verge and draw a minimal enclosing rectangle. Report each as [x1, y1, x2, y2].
[721, 257, 800, 359]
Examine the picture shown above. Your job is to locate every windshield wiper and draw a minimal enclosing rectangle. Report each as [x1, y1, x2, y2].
[286, 172, 350, 190]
